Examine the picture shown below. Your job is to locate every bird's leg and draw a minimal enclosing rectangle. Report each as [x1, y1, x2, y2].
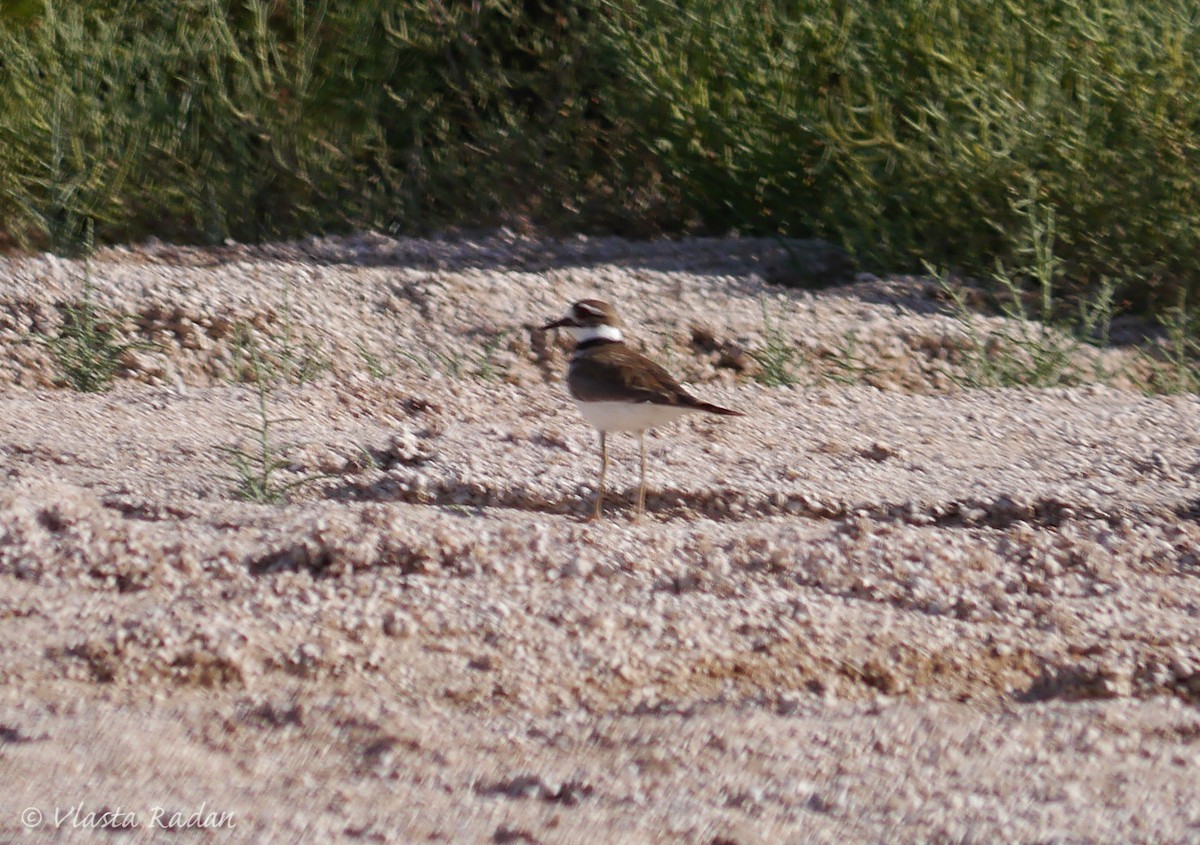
[589, 431, 608, 521]
[636, 431, 647, 521]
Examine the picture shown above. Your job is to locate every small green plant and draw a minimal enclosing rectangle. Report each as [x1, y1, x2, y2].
[220, 334, 326, 504]
[1141, 290, 1200, 395]
[40, 281, 141, 392]
[432, 350, 467, 379]
[36, 223, 152, 392]
[228, 293, 330, 387]
[751, 297, 800, 387]
[402, 330, 510, 380]
[1076, 277, 1118, 383]
[398, 349, 435, 377]
[356, 446, 382, 472]
[933, 196, 1119, 389]
[937, 270, 1077, 389]
[472, 330, 510, 381]
[355, 340, 394, 380]
[821, 330, 879, 386]
[274, 288, 330, 385]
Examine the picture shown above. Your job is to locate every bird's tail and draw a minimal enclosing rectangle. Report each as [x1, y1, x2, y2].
[689, 398, 744, 417]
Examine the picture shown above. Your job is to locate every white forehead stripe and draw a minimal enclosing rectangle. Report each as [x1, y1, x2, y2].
[574, 302, 607, 318]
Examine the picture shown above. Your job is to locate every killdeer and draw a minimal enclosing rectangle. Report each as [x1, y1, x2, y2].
[542, 299, 743, 520]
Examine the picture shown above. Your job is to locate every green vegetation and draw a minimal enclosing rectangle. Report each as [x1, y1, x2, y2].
[751, 297, 800, 387]
[355, 340, 394, 380]
[2, 0, 1199, 322]
[621, 0, 1200, 309]
[471, 331, 511, 382]
[931, 187, 1200, 394]
[1142, 291, 1200, 394]
[228, 295, 330, 387]
[931, 194, 1124, 389]
[35, 222, 153, 391]
[38, 274, 151, 392]
[220, 332, 326, 504]
[401, 330, 510, 381]
[820, 331, 879, 387]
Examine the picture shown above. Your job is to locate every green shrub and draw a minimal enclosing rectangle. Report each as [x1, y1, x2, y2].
[2, 0, 1199, 318]
[38, 278, 150, 392]
[608, 0, 1200, 308]
[0, 0, 642, 246]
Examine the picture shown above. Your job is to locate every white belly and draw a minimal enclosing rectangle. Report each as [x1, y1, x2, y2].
[573, 400, 695, 433]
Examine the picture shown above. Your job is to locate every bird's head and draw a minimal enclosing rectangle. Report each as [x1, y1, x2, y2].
[541, 299, 623, 343]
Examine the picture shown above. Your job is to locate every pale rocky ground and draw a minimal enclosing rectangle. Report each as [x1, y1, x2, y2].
[1, 232, 1200, 843]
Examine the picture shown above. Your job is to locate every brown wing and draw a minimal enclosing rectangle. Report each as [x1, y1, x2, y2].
[569, 345, 743, 416]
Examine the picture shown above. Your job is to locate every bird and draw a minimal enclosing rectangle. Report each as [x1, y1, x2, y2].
[541, 298, 743, 520]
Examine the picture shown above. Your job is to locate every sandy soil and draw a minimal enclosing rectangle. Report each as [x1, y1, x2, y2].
[1, 233, 1199, 843]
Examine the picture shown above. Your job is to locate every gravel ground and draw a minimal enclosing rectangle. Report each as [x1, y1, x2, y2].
[1, 233, 1199, 843]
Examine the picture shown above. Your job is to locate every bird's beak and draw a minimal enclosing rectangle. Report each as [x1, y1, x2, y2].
[541, 317, 572, 331]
